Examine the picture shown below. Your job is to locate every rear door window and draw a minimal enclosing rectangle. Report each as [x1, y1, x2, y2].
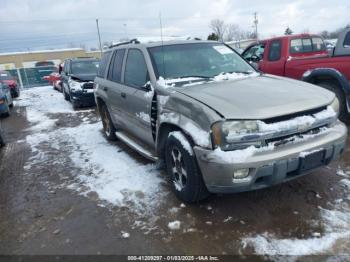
[97, 51, 111, 77]
[124, 49, 149, 87]
[268, 40, 282, 61]
[107, 49, 125, 83]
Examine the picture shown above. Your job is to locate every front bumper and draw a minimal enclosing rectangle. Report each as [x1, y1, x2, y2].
[194, 121, 347, 193]
[70, 91, 96, 107]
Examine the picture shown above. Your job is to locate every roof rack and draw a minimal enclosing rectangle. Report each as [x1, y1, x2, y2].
[109, 39, 140, 49]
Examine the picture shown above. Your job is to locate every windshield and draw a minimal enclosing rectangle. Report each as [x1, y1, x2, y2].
[148, 43, 255, 80]
[0, 71, 13, 80]
[71, 61, 100, 75]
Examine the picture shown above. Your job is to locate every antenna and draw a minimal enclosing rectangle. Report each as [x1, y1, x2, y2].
[159, 12, 166, 78]
[253, 12, 258, 40]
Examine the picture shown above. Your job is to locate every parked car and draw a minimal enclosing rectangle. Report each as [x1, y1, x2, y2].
[0, 70, 20, 98]
[242, 28, 350, 122]
[94, 39, 347, 203]
[43, 72, 62, 92]
[0, 83, 13, 117]
[61, 58, 100, 108]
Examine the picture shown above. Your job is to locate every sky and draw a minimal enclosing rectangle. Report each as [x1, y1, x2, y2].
[0, 0, 349, 52]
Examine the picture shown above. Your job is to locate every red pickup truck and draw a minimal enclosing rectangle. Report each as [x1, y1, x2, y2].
[242, 28, 350, 122]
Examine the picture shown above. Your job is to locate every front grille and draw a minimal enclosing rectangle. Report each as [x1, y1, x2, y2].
[263, 106, 327, 124]
[265, 125, 327, 147]
[83, 82, 94, 89]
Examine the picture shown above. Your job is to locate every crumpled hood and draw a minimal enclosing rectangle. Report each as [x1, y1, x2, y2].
[177, 74, 335, 120]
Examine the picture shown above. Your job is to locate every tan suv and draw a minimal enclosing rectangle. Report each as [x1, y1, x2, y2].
[94, 39, 347, 203]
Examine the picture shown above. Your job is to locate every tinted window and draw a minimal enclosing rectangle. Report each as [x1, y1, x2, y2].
[98, 51, 111, 77]
[268, 40, 281, 61]
[71, 61, 100, 75]
[107, 49, 125, 82]
[124, 49, 148, 87]
[63, 61, 70, 73]
[312, 37, 326, 51]
[343, 32, 350, 47]
[302, 38, 312, 52]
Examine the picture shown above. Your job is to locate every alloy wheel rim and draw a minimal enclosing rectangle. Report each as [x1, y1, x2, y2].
[170, 146, 187, 191]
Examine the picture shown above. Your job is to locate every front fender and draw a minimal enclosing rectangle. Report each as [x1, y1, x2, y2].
[302, 68, 350, 95]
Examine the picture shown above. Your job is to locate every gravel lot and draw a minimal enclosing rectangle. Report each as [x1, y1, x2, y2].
[0, 86, 349, 257]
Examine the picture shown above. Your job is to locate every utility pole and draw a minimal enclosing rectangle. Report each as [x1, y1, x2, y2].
[253, 12, 258, 40]
[96, 19, 103, 54]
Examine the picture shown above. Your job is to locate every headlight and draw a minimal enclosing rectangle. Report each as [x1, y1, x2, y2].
[330, 97, 339, 116]
[212, 121, 261, 150]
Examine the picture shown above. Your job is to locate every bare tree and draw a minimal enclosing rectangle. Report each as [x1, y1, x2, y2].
[210, 19, 226, 41]
[226, 24, 240, 41]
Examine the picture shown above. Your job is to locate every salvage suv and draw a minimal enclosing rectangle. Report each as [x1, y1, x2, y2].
[94, 40, 347, 203]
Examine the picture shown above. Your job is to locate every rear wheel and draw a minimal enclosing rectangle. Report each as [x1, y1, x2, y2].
[63, 87, 70, 101]
[0, 133, 4, 146]
[100, 104, 117, 141]
[165, 131, 209, 203]
[318, 82, 349, 123]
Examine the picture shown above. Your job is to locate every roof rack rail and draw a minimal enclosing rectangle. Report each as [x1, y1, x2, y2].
[109, 39, 140, 49]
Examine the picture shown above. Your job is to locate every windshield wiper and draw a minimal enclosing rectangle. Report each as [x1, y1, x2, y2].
[224, 71, 253, 75]
[178, 75, 213, 80]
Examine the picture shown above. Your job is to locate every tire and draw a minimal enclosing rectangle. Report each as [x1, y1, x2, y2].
[165, 131, 210, 203]
[63, 88, 70, 101]
[0, 133, 4, 147]
[100, 104, 117, 141]
[318, 82, 349, 123]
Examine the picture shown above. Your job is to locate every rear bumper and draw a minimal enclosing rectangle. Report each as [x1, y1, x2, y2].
[70, 91, 95, 107]
[194, 121, 347, 193]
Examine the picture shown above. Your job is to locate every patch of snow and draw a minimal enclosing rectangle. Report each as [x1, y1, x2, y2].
[180, 203, 186, 208]
[340, 179, 350, 188]
[299, 148, 324, 158]
[168, 220, 181, 230]
[182, 122, 211, 148]
[121, 231, 130, 238]
[337, 169, 349, 178]
[211, 144, 274, 163]
[158, 95, 169, 107]
[257, 107, 336, 133]
[136, 112, 151, 123]
[169, 131, 193, 156]
[213, 72, 259, 82]
[223, 216, 232, 223]
[205, 221, 213, 225]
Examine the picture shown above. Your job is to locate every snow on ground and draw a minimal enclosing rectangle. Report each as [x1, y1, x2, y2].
[15, 85, 75, 131]
[21, 86, 166, 216]
[242, 170, 350, 256]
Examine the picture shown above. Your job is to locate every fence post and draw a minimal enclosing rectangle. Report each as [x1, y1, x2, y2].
[16, 68, 24, 89]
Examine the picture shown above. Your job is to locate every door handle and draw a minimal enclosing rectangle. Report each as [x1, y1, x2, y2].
[103, 86, 108, 92]
[121, 92, 126, 98]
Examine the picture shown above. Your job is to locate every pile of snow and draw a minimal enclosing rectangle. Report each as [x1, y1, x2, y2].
[136, 112, 151, 123]
[213, 72, 259, 82]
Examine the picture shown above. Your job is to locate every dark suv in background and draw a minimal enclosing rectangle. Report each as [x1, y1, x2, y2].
[61, 57, 100, 108]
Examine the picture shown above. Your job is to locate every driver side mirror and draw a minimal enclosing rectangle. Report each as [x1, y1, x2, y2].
[142, 82, 153, 92]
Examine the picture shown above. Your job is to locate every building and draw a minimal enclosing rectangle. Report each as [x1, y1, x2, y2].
[0, 48, 101, 70]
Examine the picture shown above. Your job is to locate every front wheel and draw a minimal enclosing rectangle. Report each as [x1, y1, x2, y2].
[63, 88, 70, 101]
[100, 104, 117, 141]
[318, 82, 349, 123]
[165, 131, 209, 203]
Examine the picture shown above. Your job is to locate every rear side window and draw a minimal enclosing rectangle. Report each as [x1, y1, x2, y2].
[107, 49, 125, 82]
[312, 37, 326, 51]
[268, 40, 281, 61]
[343, 32, 350, 47]
[63, 61, 70, 74]
[124, 49, 148, 87]
[302, 38, 312, 52]
[97, 51, 111, 77]
[290, 37, 326, 53]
